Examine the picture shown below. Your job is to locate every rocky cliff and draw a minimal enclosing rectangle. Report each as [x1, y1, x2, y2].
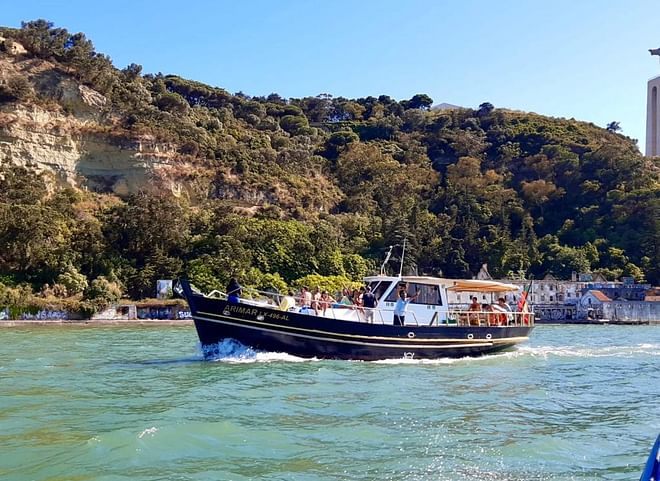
[0, 39, 187, 195]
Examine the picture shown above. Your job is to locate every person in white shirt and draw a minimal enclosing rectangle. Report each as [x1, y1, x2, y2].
[393, 289, 419, 326]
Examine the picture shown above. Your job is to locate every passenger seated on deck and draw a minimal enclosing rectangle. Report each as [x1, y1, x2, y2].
[319, 290, 335, 316]
[279, 291, 296, 311]
[300, 286, 312, 308]
[353, 287, 364, 307]
[353, 287, 365, 316]
[483, 304, 498, 326]
[494, 298, 511, 325]
[339, 289, 353, 307]
[311, 286, 322, 315]
[226, 278, 242, 303]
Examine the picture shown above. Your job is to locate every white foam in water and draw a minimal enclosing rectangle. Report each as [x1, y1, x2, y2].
[372, 356, 484, 365]
[138, 427, 158, 439]
[514, 343, 660, 359]
[201, 339, 316, 363]
[200, 339, 660, 364]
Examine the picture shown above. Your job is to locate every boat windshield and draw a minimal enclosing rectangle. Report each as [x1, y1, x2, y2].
[385, 282, 443, 306]
[368, 281, 391, 301]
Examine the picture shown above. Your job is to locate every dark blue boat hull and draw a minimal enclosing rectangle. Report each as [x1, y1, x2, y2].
[641, 434, 660, 481]
[181, 280, 534, 360]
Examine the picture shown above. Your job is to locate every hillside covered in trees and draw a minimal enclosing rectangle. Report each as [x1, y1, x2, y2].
[0, 20, 658, 312]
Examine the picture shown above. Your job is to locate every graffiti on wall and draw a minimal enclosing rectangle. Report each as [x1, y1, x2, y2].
[137, 307, 174, 320]
[19, 310, 68, 320]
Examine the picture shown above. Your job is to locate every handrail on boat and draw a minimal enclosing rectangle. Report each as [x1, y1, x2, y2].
[192, 283, 533, 327]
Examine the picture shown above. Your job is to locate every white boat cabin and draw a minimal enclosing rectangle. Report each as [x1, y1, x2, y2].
[322, 275, 527, 327]
[202, 275, 530, 327]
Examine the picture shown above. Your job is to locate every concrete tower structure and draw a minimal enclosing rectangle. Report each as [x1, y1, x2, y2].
[646, 75, 660, 156]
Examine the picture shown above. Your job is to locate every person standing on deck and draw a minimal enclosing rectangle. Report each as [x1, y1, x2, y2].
[362, 286, 377, 323]
[393, 289, 419, 326]
[226, 278, 242, 303]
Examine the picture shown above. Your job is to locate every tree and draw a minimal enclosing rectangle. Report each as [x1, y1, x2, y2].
[18, 19, 68, 59]
[325, 130, 359, 158]
[156, 92, 190, 114]
[402, 93, 433, 110]
[279, 114, 309, 135]
[478, 102, 495, 116]
[606, 121, 621, 133]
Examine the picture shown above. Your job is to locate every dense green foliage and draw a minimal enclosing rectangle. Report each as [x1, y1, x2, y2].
[0, 20, 658, 312]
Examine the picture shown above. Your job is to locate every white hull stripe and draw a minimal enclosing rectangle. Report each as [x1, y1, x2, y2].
[194, 314, 523, 350]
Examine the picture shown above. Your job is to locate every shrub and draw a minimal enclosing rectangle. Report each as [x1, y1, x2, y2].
[83, 276, 122, 303]
[0, 76, 33, 102]
[292, 274, 361, 298]
[57, 265, 88, 295]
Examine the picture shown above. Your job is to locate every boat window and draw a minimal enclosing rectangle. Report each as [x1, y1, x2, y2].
[384, 282, 443, 306]
[385, 282, 408, 302]
[368, 281, 391, 301]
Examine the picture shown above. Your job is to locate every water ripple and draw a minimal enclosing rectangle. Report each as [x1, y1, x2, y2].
[0, 324, 658, 481]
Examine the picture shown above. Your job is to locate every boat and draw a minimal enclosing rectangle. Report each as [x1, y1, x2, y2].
[178, 273, 535, 360]
[641, 434, 660, 481]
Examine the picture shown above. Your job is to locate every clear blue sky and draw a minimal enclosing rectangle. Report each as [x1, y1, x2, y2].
[4, 0, 659, 146]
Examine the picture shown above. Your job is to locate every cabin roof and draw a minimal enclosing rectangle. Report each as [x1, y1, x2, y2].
[364, 276, 520, 293]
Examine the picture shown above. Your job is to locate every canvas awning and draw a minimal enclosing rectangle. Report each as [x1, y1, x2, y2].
[364, 275, 522, 293]
[445, 279, 521, 293]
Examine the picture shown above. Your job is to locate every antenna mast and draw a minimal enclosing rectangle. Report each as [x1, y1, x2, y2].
[398, 239, 406, 277]
[380, 245, 393, 276]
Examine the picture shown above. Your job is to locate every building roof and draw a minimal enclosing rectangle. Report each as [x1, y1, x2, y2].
[589, 290, 612, 302]
[592, 273, 608, 282]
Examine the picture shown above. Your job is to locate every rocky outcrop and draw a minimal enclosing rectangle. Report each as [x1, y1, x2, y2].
[0, 50, 189, 195]
[0, 104, 182, 194]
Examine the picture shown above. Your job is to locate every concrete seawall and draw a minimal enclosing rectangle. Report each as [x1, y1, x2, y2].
[0, 319, 193, 327]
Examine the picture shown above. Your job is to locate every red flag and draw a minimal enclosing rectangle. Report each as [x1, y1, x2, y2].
[517, 280, 533, 325]
[517, 280, 533, 311]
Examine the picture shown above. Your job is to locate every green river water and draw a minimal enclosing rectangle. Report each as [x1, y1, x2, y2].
[0, 324, 658, 481]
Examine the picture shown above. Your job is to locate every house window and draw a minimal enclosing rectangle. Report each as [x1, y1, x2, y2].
[550, 296, 554, 302]
[541, 295, 546, 301]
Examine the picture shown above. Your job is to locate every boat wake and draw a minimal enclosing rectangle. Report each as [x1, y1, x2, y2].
[200, 339, 315, 363]
[199, 339, 660, 364]
[511, 343, 660, 359]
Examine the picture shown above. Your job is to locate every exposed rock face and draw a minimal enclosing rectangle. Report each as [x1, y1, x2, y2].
[0, 36, 27, 56]
[0, 104, 180, 194]
[0, 53, 184, 195]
